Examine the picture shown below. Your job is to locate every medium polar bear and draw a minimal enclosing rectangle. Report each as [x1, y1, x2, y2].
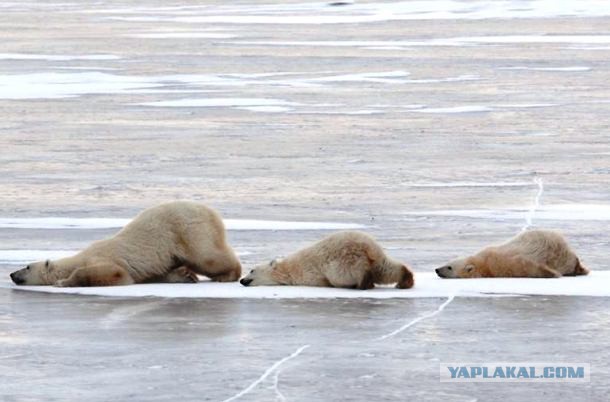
[435, 229, 589, 279]
[240, 231, 414, 289]
[10, 201, 241, 287]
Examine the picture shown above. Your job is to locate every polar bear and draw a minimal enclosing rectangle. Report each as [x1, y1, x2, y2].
[10, 201, 241, 287]
[240, 231, 414, 289]
[435, 229, 589, 278]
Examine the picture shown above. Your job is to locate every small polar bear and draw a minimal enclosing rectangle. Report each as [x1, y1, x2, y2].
[240, 231, 414, 290]
[10, 201, 241, 287]
[435, 229, 589, 279]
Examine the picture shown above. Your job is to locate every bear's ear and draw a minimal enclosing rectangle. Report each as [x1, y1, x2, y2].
[464, 264, 475, 273]
[45, 260, 49, 268]
[270, 259, 277, 268]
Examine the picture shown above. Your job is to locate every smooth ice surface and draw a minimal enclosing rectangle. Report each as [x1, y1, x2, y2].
[3, 294, 608, 401]
[0, 217, 364, 230]
[4, 272, 609, 298]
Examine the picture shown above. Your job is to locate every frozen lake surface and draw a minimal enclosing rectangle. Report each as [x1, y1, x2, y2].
[1, 0, 610, 401]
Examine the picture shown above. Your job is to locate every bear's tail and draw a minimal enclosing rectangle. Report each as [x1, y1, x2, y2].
[574, 258, 590, 276]
[377, 257, 414, 289]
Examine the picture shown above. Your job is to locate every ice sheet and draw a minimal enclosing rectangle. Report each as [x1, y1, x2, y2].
[0, 217, 364, 230]
[4, 272, 609, 298]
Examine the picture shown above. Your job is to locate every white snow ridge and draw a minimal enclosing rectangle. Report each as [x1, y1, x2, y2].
[5, 272, 610, 298]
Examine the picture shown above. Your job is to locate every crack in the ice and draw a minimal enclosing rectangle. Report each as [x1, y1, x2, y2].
[272, 368, 286, 402]
[521, 177, 543, 232]
[376, 296, 455, 341]
[222, 344, 310, 402]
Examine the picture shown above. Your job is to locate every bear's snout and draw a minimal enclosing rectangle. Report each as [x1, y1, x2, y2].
[10, 271, 25, 285]
[240, 278, 253, 286]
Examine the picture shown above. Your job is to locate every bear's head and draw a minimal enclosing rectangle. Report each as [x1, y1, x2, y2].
[10, 260, 52, 285]
[239, 259, 281, 287]
[435, 256, 483, 279]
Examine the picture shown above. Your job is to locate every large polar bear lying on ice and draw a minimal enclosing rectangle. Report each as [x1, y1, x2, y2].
[10, 201, 241, 287]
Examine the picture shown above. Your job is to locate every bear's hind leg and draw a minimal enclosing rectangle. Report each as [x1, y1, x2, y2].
[357, 270, 375, 290]
[207, 268, 241, 282]
[55, 264, 134, 287]
[159, 266, 199, 283]
[186, 249, 242, 282]
[507, 255, 561, 278]
[573, 258, 590, 276]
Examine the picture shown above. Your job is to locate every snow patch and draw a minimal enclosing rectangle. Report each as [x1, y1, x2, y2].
[102, 1, 610, 24]
[238, 36, 610, 47]
[0, 53, 119, 61]
[412, 106, 493, 114]
[0, 72, 162, 99]
[235, 106, 293, 113]
[500, 66, 591, 72]
[139, 98, 298, 108]
[403, 203, 610, 222]
[127, 32, 238, 39]
[401, 181, 533, 188]
[5, 272, 610, 298]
